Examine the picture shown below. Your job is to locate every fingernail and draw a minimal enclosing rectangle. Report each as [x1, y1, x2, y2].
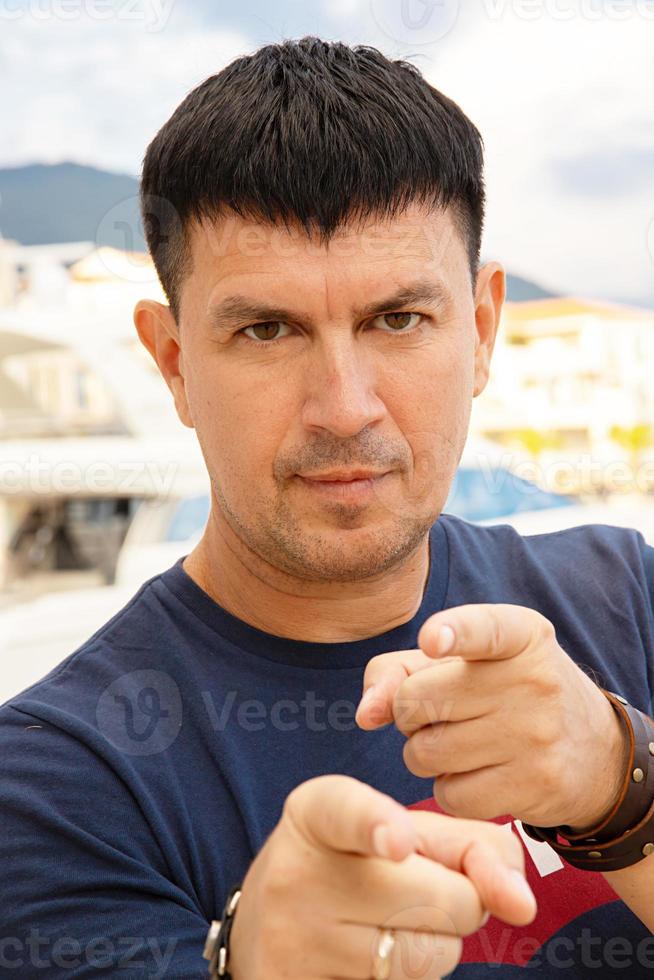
[509, 870, 536, 907]
[358, 685, 378, 714]
[438, 625, 456, 655]
[372, 824, 392, 859]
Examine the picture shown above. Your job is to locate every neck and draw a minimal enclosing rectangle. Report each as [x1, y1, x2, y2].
[182, 514, 432, 644]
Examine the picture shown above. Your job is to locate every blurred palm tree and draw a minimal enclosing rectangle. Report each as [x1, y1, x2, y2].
[511, 428, 566, 457]
[609, 425, 654, 494]
[609, 424, 653, 457]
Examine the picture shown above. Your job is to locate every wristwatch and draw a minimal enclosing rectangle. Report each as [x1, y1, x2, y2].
[204, 883, 242, 978]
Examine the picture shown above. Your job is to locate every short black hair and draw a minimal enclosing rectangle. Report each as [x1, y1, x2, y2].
[139, 35, 485, 323]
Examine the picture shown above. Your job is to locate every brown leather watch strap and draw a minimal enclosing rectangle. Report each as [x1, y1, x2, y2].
[560, 690, 654, 842]
[523, 795, 654, 872]
[522, 690, 654, 872]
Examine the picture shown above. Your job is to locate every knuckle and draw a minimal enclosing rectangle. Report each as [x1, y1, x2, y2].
[436, 775, 486, 819]
[535, 614, 556, 645]
[403, 736, 433, 777]
[282, 778, 310, 820]
[538, 665, 564, 697]
[411, 729, 431, 762]
[283, 773, 342, 823]
[365, 652, 387, 677]
[393, 693, 417, 731]
[264, 826, 309, 899]
[261, 849, 297, 904]
[433, 777, 455, 814]
[282, 784, 301, 820]
[529, 713, 560, 749]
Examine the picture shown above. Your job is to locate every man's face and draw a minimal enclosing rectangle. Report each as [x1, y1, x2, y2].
[158, 202, 501, 582]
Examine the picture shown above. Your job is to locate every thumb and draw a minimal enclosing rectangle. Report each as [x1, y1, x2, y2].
[283, 774, 417, 862]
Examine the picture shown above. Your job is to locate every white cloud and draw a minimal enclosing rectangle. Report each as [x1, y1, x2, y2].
[1, 0, 653, 303]
[0, 11, 250, 176]
[411, 6, 654, 302]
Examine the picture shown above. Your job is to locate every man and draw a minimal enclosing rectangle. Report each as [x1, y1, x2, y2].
[1, 35, 653, 980]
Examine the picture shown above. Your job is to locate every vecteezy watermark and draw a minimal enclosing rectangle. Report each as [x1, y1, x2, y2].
[0, 0, 175, 31]
[198, 208, 453, 267]
[96, 194, 449, 283]
[478, 450, 654, 495]
[480, 0, 654, 20]
[0, 455, 179, 496]
[476, 926, 654, 971]
[94, 675, 456, 753]
[0, 929, 177, 976]
[202, 689, 456, 734]
[369, 0, 461, 46]
[372, 909, 654, 978]
[375, 446, 654, 522]
[94, 193, 182, 284]
[96, 669, 183, 755]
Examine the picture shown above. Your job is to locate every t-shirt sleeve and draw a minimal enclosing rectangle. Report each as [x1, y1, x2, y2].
[0, 703, 211, 979]
[639, 535, 654, 608]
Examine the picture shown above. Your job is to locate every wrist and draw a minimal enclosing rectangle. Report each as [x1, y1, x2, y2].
[523, 690, 654, 872]
[565, 693, 631, 834]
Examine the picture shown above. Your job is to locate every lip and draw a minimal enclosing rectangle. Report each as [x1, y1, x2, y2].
[296, 471, 392, 503]
[299, 469, 389, 482]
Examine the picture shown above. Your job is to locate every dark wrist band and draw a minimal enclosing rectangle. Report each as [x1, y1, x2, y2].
[523, 689, 654, 872]
[203, 882, 243, 978]
[561, 691, 654, 842]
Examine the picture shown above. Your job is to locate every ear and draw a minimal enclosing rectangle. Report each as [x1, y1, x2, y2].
[472, 261, 505, 398]
[133, 299, 194, 428]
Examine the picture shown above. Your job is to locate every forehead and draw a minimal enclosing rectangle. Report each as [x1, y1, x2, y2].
[183, 202, 468, 313]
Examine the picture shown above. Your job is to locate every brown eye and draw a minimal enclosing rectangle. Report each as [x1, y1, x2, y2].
[374, 312, 421, 332]
[385, 313, 413, 330]
[242, 321, 290, 342]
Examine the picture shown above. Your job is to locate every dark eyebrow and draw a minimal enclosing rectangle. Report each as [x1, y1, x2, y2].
[206, 278, 451, 333]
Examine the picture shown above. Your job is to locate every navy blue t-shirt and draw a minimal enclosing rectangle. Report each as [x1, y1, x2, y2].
[1, 514, 654, 978]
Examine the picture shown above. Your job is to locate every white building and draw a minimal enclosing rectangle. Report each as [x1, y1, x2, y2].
[0, 242, 206, 592]
[470, 297, 654, 494]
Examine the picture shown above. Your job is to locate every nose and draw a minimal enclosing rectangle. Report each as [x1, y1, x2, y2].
[300, 333, 387, 439]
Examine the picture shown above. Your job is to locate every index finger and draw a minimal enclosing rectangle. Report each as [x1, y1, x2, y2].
[355, 648, 459, 730]
[411, 810, 537, 927]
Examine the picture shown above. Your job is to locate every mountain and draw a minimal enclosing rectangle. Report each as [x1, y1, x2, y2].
[0, 162, 142, 251]
[0, 161, 558, 301]
[504, 271, 556, 302]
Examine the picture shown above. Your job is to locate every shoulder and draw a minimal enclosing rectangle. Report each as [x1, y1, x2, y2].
[0, 569, 172, 728]
[439, 511, 651, 573]
[438, 511, 654, 613]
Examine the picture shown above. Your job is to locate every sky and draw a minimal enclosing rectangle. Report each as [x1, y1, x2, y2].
[1, 0, 653, 306]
